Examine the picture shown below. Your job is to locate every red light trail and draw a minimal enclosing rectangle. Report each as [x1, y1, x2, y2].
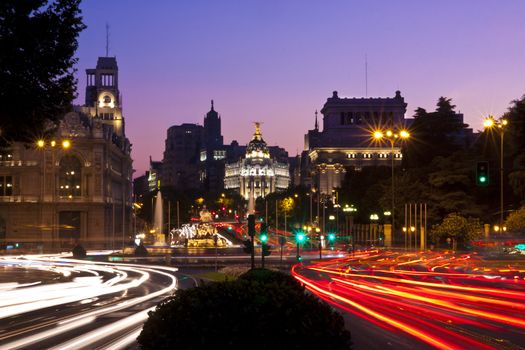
[292, 251, 525, 349]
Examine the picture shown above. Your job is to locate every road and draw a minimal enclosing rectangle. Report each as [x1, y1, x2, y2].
[292, 250, 525, 350]
[0, 254, 186, 350]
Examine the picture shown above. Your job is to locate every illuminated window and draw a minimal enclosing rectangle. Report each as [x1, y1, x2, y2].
[59, 156, 82, 198]
[213, 150, 226, 160]
[0, 176, 13, 196]
[363, 153, 372, 159]
[0, 148, 13, 161]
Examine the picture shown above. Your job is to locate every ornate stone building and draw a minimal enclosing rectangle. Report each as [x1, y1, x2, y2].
[301, 90, 409, 194]
[0, 56, 133, 251]
[224, 123, 290, 199]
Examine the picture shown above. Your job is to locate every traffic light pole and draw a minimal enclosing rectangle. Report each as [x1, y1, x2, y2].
[248, 215, 255, 269]
[261, 242, 265, 269]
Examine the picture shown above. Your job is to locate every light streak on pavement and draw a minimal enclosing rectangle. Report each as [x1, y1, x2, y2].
[0, 254, 178, 350]
[292, 250, 525, 350]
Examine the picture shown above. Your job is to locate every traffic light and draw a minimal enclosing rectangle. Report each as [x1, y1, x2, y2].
[328, 233, 336, 242]
[296, 232, 306, 243]
[248, 214, 256, 237]
[260, 223, 268, 243]
[242, 239, 253, 254]
[296, 254, 303, 261]
[476, 161, 489, 186]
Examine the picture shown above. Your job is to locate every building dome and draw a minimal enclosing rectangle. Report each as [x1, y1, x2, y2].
[246, 122, 269, 158]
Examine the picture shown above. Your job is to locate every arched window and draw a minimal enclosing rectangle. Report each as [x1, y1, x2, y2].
[59, 155, 82, 198]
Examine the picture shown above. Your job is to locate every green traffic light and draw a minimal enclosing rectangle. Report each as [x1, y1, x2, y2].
[296, 233, 305, 243]
[479, 176, 486, 183]
[328, 233, 336, 242]
[260, 233, 268, 243]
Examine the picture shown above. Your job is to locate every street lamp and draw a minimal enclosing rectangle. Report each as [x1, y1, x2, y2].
[372, 128, 410, 243]
[36, 138, 72, 249]
[483, 116, 508, 229]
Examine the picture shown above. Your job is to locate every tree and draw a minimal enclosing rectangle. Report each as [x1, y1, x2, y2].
[138, 269, 352, 350]
[505, 207, 525, 234]
[431, 213, 482, 249]
[0, 0, 86, 146]
[403, 97, 468, 169]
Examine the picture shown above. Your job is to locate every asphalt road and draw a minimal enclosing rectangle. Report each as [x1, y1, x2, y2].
[0, 254, 185, 350]
[293, 250, 525, 350]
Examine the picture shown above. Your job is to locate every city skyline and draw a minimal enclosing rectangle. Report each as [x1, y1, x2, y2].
[74, 1, 525, 175]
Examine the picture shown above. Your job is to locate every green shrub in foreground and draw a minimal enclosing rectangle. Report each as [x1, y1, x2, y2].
[138, 269, 351, 350]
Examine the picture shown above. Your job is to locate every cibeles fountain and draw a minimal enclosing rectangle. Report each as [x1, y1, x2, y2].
[152, 191, 167, 246]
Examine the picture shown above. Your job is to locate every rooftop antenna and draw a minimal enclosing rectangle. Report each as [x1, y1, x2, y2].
[105, 23, 110, 56]
[365, 53, 368, 97]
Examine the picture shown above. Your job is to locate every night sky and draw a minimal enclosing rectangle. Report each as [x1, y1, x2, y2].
[74, 1, 525, 176]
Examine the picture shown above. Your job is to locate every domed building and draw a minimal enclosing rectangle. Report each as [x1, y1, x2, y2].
[224, 123, 290, 199]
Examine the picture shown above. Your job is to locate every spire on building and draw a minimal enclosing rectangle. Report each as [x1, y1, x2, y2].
[211, 99, 214, 111]
[314, 110, 319, 131]
[253, 122, 262, 141]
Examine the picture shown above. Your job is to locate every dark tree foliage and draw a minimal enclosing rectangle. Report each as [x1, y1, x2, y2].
[138, 269, 352, 350]
[504, 95, 525, 205]
[339, 166, 390, 222]
[0, 0, 86, 146]
[403, 97, 468, 169]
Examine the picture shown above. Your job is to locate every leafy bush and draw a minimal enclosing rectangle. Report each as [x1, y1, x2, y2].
[505, 207, 525, 234]
[138, 269, 352, 350]
[71, 244, 86, 258]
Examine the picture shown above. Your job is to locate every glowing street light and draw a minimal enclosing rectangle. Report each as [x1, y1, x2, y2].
[483, 115, 508, 229]
[37, 140, 45, 148]
[371, 128, 410, 242]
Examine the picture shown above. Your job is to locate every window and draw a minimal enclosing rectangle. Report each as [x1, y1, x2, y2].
[0, 176, 13, 196]
[213, 150, 226, 160]
[59, 156, 82, 198]
[0, 148, 13, 161]
[363, 153, 372, 159]
[347, 153, 357, 159]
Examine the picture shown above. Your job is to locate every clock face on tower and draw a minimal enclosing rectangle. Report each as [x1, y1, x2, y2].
[98, 92, 115, 108]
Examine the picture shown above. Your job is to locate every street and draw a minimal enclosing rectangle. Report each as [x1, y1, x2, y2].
[292, 250, 525, 350]
[0, 254, 180, 350]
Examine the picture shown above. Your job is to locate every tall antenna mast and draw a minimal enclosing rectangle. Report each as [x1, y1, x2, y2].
[365, 54, 368, 97]
[105, 23, 110, 56]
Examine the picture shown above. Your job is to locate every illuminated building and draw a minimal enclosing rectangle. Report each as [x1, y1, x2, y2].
[301, 90, 408, 194]
[224, 123, 290, 199]
[0, 56, 132, 250]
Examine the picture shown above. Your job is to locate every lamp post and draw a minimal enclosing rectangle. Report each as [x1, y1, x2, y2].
[36, 138, 71, 250]
[373, 129, 410, 245]
[483, 116, 508, 230]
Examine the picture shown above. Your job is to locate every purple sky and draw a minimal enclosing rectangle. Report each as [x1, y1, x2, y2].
[74, 1, 525, 176]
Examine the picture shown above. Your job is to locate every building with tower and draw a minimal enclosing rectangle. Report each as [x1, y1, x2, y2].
[224, 123, 290, 199]
[0, 56, 133, 251]
[301, 90, 409, 194]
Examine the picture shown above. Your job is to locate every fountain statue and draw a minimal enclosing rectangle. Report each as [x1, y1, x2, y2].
[153, 191, 166, 246]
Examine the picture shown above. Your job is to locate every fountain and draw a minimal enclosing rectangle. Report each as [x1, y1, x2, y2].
[153, 191, 166, 246]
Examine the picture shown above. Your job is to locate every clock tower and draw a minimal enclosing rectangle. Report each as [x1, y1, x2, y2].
[84, 57, 125, 137]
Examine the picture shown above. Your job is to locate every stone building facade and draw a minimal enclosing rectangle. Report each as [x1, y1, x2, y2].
[224, 123, 290, 199]
[301, 90, 409, 194]
[0, 56, 132, 251]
